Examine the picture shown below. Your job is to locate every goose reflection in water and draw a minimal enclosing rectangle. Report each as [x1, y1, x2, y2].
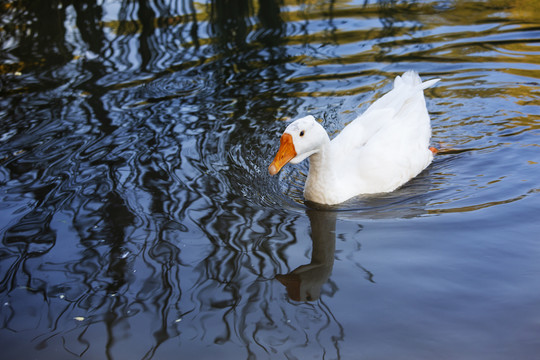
[276, 174, 436, 302]
[277, 208, 368, 302]
[276, 209, 337, 301]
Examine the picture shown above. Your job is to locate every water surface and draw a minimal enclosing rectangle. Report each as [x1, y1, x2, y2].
[1, 0, 540, 359]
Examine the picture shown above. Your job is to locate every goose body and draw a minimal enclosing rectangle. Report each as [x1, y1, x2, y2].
[269, 71, 440, 205]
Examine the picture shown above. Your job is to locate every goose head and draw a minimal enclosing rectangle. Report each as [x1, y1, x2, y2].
[268, 115, 329, 175]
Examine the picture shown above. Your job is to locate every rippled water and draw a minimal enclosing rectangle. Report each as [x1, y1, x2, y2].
[1, 0, 539, 359]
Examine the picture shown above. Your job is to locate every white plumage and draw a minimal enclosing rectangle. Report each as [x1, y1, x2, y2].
[269, 71, 440, 205]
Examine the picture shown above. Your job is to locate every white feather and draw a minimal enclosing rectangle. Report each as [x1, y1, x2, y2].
[273, 71, 440, 205]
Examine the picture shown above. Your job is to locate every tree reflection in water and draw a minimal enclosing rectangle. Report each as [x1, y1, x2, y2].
[0, 0, 349, 358]
[2, 0, 539, 358]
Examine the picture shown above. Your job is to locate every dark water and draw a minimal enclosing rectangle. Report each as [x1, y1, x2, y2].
[1, 0, 539, 359]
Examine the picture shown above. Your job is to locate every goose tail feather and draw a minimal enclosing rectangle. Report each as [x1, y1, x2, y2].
[395, 70, 440, 90]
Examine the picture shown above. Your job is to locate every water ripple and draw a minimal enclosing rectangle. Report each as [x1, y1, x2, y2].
[1, 0, 540, 359]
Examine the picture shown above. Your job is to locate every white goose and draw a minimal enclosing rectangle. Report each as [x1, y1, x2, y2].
[268, 71, 440, 205]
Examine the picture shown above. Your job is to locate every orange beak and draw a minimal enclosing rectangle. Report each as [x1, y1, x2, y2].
[268, 133, 296, 175]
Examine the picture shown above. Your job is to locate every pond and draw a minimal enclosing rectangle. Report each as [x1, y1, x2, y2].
[1, 0, 539, 359]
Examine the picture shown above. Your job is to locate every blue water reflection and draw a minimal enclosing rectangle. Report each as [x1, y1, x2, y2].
[1, 0, 540, 359]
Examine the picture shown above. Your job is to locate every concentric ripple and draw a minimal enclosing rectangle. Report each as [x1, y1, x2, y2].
[1, 0, 539, 359]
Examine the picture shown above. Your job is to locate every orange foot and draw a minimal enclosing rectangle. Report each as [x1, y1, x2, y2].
[429, 146, 438, 154]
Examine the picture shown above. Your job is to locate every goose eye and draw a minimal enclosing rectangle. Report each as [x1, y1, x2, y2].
[300, 130, 305, 137]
